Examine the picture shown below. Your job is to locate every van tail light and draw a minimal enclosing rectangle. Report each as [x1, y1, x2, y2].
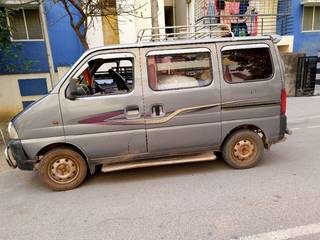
[281, 88, 286, 114]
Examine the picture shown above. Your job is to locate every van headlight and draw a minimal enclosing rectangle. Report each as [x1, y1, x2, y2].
[8, 122, 19, 139]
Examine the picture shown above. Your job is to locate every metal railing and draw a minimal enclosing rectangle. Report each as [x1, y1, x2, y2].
[196, 14, 292, 37]
[296, 56, 318, 97]
[137, 23, 234, 43]
[194, 0, 293, 37]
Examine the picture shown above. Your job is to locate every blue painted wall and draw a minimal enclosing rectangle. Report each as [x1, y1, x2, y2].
[292, 0, 320, 56]
[0, 41, 49, 74]
[276, 0, 294, 36]
[45, 1, 84, 69]
[0, 0, 84, 74]
[18, 78, 48, 96]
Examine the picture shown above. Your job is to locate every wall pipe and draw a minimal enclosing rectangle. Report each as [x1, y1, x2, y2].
[39, 0, 55, 89]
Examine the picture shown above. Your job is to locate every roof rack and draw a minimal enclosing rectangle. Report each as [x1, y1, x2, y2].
[137, 23, 234, 43]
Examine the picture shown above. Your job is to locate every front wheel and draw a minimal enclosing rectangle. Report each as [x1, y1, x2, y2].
[222, 130, 264, 169]
[38, 148, 87, 191]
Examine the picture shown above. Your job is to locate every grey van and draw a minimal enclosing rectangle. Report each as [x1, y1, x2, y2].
[3, 26, 290, 190]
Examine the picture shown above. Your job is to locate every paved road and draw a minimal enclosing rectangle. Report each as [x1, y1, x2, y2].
[1, 97, 320, 240]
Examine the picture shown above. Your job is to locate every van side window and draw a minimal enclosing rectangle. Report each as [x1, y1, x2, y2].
[147, 51, 213, 91]
[72, 57, 134, 97]
[222, 47, 273, 83]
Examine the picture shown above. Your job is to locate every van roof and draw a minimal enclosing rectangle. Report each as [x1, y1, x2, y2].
[86, 35, 274, 54]
[51, 35, 277, 94]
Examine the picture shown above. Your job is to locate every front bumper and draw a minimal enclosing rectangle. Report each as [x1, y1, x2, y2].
[4, 140, 35, 170]
[4, 146, 17, 168]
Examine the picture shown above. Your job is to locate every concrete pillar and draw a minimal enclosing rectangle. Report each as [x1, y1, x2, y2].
[87, 16, 105, 48]
[281, 52, 305, 97]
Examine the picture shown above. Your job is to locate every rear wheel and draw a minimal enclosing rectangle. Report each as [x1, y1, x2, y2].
[222, 130, 264, 169]
[39, 148, 87, 191]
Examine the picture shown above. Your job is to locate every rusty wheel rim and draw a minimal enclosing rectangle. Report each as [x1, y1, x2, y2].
[232, 139, 257, 163]
[48, 158, 79, 184]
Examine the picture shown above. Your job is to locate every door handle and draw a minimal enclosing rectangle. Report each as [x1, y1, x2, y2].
[151, 104, 165, 117]
[125, 105, 140, 119]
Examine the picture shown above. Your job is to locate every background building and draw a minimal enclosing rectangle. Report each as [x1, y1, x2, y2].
[290, 0, 320, 96]
[0, 0, 83, 120]
[292, 0, 320, 56]
[87, 0, 319, 98]
[0, 0, 319, 120]
[88, 0, 293, 49]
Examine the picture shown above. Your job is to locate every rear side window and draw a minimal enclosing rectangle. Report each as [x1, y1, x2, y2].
[147, 51, 213, 91]
[222, 47, 273, 83]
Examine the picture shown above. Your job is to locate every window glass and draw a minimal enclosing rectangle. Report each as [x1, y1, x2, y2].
[9, 9, 43, 40]
[222, 47, 273, 83]
[106, 0, 116, 8]
[24, 9, 43, 39]
[10, 10, 27, 39]
[303, 6, 314, 31]
[72, 57, 134, 97]
[147, 51, 213, 91]
[314, 7, 320, 31]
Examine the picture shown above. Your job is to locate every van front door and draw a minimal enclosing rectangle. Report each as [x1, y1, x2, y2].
[140, 46, 221, 154]
[59, 51, 147, 160]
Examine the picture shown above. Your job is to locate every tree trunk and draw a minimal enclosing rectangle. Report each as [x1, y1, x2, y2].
[78, 34, 89, 49]
[151, 0, 160, 40]
[73, 28, 89, 49]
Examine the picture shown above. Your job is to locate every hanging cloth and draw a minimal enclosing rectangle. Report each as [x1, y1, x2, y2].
[215, 0, 220, 11]
[201, 0, 217, 16]
[217, 0, 225, 10]
[201, 0, 208, 16]
[229, 1, 240, 15]
[251, 15, 258, 36]
[246, 1, 259, 36]
[239, 0, 249, 15]
[246, 13, 258, 36]
[208, 0, 215, 16]
[221, 1, 240, 25]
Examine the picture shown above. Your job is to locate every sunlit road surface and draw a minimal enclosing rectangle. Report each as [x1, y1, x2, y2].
[1, 97, 320, 240]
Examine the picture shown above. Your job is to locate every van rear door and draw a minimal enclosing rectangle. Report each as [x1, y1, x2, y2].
[139, 45, 221, 154]
[217, 41, 283, 142]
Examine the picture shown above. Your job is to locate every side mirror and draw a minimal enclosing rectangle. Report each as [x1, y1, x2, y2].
[66, 78, 77, 100]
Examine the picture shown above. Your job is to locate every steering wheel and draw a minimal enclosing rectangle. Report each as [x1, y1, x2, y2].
[77, 84, 91, 96]
[93, 81, 104, 94]
[108, 69, 130, 92]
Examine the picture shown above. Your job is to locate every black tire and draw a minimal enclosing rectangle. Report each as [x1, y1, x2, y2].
[222, 129, 264, 169]
[38, 148, 87, 191]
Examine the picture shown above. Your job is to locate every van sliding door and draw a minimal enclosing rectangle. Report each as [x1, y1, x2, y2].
[140, 45, 221, 154]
